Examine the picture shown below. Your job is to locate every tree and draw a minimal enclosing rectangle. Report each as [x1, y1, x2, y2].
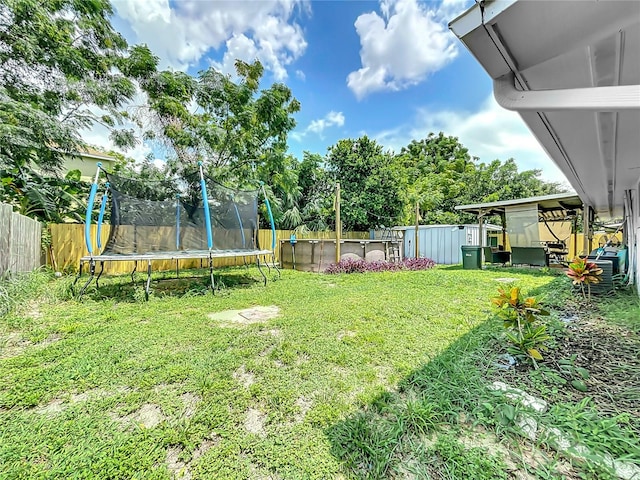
[137, 60, 300, 187]
[397, 132, 474, 224]
[294, 152, 333, 230]
[458, 158, 565, 224]
[0, 0, 156, 222]
[326, 136, 405, 231]
[0, 0, 152, 171]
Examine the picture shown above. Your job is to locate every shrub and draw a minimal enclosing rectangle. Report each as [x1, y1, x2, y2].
[491, 286, 551, 367]
[325, 257, 436, 274]
[566, 257, 603, 301]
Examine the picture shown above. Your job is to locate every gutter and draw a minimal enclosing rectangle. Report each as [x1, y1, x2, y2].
[494, 73, 640, 112]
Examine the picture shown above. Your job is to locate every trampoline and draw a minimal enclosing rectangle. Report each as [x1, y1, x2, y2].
[73, 162, 279, 299]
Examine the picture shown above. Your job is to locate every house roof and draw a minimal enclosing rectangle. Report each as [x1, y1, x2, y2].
[455, 192, 583, 221]
[449, 0, 640, 220]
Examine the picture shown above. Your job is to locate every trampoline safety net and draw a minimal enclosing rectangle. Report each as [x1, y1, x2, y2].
[103, 173, 259, 255]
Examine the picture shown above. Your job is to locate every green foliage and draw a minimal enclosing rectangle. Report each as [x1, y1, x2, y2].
[294, 152, 333, 230]
[0, 0, 159, 224]
[0, 266, 554, 478]
[325, 136, 405, 230]
[491, 286, 551, 365]
[284, 133, 565, 232]
[567, 257, 603, 301]
[0, 0, 149, 173]
[426, 434, 509, 480]
[0, 268, 54, 318]
[138, 60, 300, 188]
[0, 164, 90, 223]
[549, 398, 640, 464]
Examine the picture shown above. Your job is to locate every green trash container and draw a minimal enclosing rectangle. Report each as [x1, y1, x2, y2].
[461, 245, 482, 269]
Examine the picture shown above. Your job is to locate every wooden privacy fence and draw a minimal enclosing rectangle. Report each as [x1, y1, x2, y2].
[49, 223, 368, 274]
[0, 203, 42, 275]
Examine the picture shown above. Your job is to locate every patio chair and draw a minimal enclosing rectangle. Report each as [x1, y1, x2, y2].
[511, 246, 548, 267]
[483, 246, 511, 266]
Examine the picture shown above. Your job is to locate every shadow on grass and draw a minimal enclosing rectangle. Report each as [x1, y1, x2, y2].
[325, 277, 566, 479]
[78, 267, 266, 302]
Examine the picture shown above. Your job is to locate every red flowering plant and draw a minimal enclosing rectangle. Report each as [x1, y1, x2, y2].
[566, 257, 603, 301]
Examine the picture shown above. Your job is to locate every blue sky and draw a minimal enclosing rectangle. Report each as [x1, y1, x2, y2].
[90, 0, 568, 185]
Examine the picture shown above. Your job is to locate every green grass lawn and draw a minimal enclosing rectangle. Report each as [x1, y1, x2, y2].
[0, 266, 637, 479]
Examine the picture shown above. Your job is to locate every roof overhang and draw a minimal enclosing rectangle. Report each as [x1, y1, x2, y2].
[455, 193, 583, 221]
[450, 0, 640, 220]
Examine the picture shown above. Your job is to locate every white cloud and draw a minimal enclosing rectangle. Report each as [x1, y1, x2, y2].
[372, 95, 570, 184]
[293, 111, 345, 141]
[347, 0, 460, 99]
[295, 70, 306, 81]
[113, 0, 307, 78]
[308, 111, 345, 134]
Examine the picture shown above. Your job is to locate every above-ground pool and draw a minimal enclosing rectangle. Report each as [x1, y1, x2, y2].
[279, 239, 399, 272]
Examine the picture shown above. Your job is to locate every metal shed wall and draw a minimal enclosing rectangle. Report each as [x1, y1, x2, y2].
[400, 225, 501, 264]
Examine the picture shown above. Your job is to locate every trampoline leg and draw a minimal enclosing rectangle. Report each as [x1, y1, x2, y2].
[208, 255, 215, 294]
[131, 262, 138, 284]
[95, 261, 105, 289]
[272, 253, 281, 279]
[176, 259, 179, 278]
[265, 254, 271, 274]
[78, 260, 96, 299]
[256, 255, 267, 286]
[71, 261, 84, 296]
[144, 260, 152, 301]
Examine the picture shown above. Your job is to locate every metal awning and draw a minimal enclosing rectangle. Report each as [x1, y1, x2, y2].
[449, 1, 640, 219]
[455, 193, 583, 221]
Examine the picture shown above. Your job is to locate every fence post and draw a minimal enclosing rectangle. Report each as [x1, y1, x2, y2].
[335, 183, 341, 264]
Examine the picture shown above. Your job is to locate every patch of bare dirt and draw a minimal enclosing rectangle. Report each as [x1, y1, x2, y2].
[244, 408, 267, 437]
[294, 396, 312, 423]
[26, 300, 44, 319]
[165, 433, 219, 480]
[337, 330, 356, 341]
[208, 306, 280, 327]
[180, 392, 199, 419]
[0, 332, 32, 359]
[0, 333, 61, 360]
[34, 398, 65, 416]
[112, 403, 166, 429]
[233, 365, 255, 388]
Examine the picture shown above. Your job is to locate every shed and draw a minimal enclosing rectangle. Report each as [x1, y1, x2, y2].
[396, 224, 502, 265]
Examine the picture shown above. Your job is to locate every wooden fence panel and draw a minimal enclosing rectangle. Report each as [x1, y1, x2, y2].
[0, 203, 11, 275]
[0, 202, 42, 275]
[48, 223, 369, 274]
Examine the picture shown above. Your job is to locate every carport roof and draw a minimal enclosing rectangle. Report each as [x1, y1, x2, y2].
[455, 193, 583, 220]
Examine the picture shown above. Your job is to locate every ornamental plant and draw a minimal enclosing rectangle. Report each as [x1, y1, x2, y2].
[566, 257, 603, 301]
[325, 257, 436, 274]
[491, 286, 551, 367]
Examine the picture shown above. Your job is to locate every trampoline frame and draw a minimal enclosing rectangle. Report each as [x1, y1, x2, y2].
[72, 249, 278, 300]
[73, 162, 281, 300]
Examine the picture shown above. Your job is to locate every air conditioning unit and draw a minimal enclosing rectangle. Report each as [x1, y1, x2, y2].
[590, 260, 614, 295]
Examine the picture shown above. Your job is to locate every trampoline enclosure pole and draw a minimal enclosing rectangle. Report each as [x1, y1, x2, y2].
[96, 182, 109, 251]
[175, 194, 181, 250]
[84, 162, 102, 255]
[261, 183, 276, 251]
[198, 162, 213, 249]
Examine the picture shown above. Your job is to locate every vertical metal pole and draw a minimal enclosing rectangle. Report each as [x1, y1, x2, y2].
[582, 204, 590, 256]
[335, 183, 341, 263]
[478, 210, 484, 247]
[415, 201, 420, 258]
[572, 216, 578, 258]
